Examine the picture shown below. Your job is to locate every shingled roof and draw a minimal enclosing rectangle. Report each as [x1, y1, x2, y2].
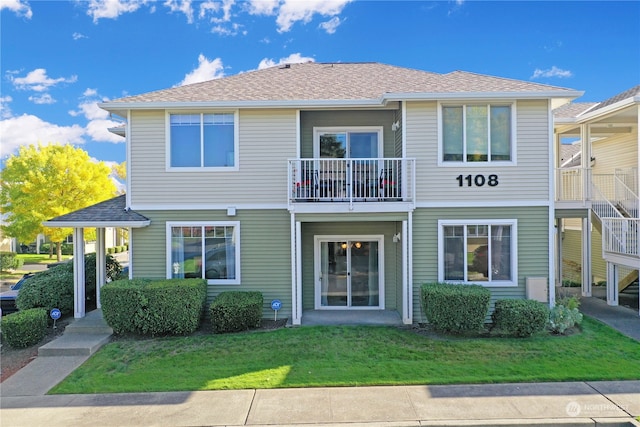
[43, 195, 150, 228]
[105, 62, 580, 105]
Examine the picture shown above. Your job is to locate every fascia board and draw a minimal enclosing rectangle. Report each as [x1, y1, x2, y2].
[42, 220, 151, 228]
[575, 97, 640, 122]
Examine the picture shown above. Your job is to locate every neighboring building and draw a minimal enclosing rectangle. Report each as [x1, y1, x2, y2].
[555, 86, 640, 313]
[46, 62, 584, 321]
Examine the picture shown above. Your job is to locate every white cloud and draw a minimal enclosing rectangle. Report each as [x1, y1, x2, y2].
[247, 0, 279, 16]
[319, 16, 342, 34]
[212, 22, 244, 36]
[85, 118, 125, 143]
[10, 68, 78, 92]
[258, 53, 315, 70]
[531, 66, 573, 79]
[178, 54, 225, 86]
[275, 0, 352, 33]
[0, 0, 32, 19]
[164, 0, 194, 23]
[86, 0, 148, 23]
[0, 114, 86, 156]
[72, 32, 88, 40]
[0, 96, 13, 119]
[29, 94, 56, 105]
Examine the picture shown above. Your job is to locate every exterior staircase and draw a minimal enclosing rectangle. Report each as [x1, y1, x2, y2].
[591, 173, 640, 277]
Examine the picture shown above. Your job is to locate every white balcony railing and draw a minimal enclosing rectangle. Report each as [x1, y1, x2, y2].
[602, 217, 640, 261]
[288, 158, 415, 204]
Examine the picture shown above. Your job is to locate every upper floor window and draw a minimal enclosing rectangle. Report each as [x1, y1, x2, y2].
[169, 113, 236, 168]
[441, 104, 513, 163]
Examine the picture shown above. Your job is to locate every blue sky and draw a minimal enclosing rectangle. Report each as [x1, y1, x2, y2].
[1, 0, 638, 168]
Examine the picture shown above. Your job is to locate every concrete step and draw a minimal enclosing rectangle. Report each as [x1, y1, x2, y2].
[63, 309, 113, 335]
[38, 333, 111, 357]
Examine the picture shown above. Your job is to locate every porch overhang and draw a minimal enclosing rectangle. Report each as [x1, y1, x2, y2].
[42, 195, 150, 319]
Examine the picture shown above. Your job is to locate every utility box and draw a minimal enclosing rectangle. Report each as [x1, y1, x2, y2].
[526, 277, 548, 302]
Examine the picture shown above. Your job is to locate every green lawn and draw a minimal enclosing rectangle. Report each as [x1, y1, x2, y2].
[50, 316, 640, 394]
[0, 254, 72, 281]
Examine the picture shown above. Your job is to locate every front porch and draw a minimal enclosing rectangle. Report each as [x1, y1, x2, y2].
[301, 309, 402, 326]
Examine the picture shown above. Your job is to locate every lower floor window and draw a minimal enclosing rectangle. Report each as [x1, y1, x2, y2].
[167, 222, 240, 284]
[439, 220, 516, 285]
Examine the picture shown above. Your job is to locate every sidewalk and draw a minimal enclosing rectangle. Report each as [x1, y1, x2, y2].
[1, 300, 639, 427]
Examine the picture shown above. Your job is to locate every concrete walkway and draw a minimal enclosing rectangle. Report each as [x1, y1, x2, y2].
[1, 302, 639, 427]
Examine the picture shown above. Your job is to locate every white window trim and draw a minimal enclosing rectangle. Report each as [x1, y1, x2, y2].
[166, 221, 241, 285]
[165, 111, 239, 172]
[437, 219, 518, 287]
[437, 101, 517, 167]
[312, 126, 384, 158]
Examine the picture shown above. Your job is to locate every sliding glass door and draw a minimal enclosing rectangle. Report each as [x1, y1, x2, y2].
[315, 236, 383, 309]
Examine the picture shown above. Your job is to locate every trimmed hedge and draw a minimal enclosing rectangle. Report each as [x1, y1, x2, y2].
[210, 291, 263, 333]
[16, 254, 122, 314]
[0, 251, 23, 271]
[491, 299, 550, 337]
[1, 308, 48, 348]
[420, 282, 490, 334]
[101, 278, 207, 336]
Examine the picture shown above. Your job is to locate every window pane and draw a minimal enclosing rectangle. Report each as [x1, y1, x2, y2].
[491, 106, 511, 161]
[466, 106, 488, 162]
[203, 113, 235, 167]
[467, 225, 488, 281]
[349, 132, 378, 158]
[444, 226, 464, 280]
[491, 225, 511, 280]
[204, 226, 236, 279]
[443, 107, 463, 161]
[170, 114, 201, 167]
[170, 226, 202, 279]
[320, 133, 346, 158]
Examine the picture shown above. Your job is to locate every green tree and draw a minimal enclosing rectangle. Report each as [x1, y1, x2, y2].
[1, 143, 117, 261]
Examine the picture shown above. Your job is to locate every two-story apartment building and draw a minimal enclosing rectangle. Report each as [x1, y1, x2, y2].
[47, 62, 583, 323]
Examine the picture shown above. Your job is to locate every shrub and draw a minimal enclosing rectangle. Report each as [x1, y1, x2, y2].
[491, 299, 550, 337]
[420, 283, 490, 334]
[107, 247, 115, 254]
[101, 278, 207, 336]
[40, 243, 74, 255]
[16, 254, 122, 315]
[549, 304, 583, 334]
[101, 279, 150, 334]
[1, 308, 48, 348]
[210, 291, 263, 333]
[0, 252, 23, 271]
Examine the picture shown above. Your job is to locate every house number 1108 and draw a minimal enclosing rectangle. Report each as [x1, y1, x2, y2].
[456, 174, 499, 187]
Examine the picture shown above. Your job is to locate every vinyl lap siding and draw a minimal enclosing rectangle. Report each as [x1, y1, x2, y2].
[411, 206, 550, 323]
[131, 209, 292, 319]
[593, 133, 638, 175]
[129, 109, 297, 206]
[405, 100, 551, 203]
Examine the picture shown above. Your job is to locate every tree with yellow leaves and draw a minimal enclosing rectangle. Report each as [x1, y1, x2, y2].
[1, 143, 117, 261]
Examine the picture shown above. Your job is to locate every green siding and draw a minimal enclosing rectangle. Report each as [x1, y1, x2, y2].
[131, 209, 292, 318]
[300, 110, 397, 158]
[411, 206, 550, 322]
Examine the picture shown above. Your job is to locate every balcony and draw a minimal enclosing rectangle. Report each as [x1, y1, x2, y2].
[288, 158, 415, 211]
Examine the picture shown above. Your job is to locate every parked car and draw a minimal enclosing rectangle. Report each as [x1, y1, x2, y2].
[0, 273, 35, 315]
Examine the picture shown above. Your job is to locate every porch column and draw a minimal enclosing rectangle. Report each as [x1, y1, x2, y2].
[290, 213, 302, 325]
[96, 228, 106, 309]
[581, 124, 592, 202]
[581, 215, 592, 297]
[402, 219, 412, 324]
[606, 262, 619, 306]
[556, 218, 563, 288]
[73, 227, 86, 318]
